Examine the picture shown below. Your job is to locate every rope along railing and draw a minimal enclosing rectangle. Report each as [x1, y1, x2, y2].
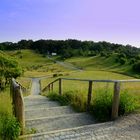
[10, 78, 25, 135]
[42, 78, 140, 120]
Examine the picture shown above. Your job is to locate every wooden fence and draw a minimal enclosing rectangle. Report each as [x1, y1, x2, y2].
[10, 78, 25, 135]
[42, 78, 140, 120]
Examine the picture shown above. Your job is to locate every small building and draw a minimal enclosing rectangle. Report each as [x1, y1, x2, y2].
[51, 53, 57, 56]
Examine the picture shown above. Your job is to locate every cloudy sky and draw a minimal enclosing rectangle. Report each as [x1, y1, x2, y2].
[0, 0, 140, 47]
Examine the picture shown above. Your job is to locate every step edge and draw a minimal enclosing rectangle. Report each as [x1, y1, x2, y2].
[25, 112, 91, 122]
[25, 105, 70, 112]
[19, 122, 113, 139]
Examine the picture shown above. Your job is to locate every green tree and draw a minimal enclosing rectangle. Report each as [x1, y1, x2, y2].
[0, 52, 22, 90]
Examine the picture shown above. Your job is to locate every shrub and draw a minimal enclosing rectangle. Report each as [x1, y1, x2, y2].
[90, 90, 112, 121]
[100, 52, 107, 57]
[25, 127, 37, 135]
[119, 91, 138, 115]
[47, 90, 138, 122]
[15, 51, 22, 55]
[118, 53, 126, 58]
[71, 93, 87, 112]
[0, 113, 20, 140]
[90, 90, 138, 121]
[47, 91, 87, 112]
[129, 58, 136, 65]
[47, 91, 73, 106]
[133, 61, 140, 73]
[53, 73, 58, 77]
[119, 57, 127, 65]
[19, 55, 23, 59]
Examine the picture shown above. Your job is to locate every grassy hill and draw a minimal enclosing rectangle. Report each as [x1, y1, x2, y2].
[5, 49, 71, 77]
[64, 54, 140, 78]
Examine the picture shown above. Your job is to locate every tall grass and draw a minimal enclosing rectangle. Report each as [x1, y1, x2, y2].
[45, 81, 140, 121]
[41, 70, 134, 91]
[0, 88, 12, 115]
[0, 89, 21, 140]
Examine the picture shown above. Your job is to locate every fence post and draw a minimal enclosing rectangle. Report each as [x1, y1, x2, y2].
[48, 84, 51, 92]
[11, 79, 25, 135]
[59, 78, 62, 95]
[87, 81, 92, 111]
[51, 83, 53, 92]
[111, 82, 120, 120]
[10, 80, 15, 116]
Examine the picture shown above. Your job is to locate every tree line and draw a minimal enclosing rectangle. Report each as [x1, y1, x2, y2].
[0, 39, 139, 59]
[0, 39, 140, 74]
[0, 51, 22, 90]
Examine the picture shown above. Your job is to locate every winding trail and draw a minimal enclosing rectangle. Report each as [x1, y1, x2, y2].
[31, 78, 40, 95]
[29, 75, 52, 96]
[48, 56, 83, 71]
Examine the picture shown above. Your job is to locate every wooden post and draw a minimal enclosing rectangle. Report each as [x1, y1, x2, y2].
[11, 79, 25, 135]
[10, 80, 16, 116]
[14, 85, 25, 135]
[87, 81, 92, 111]
[59, 78, 62, 95]
[48, 84, 51, 92]
[111, 82, 120, 120]
[51, 83, 53, 92]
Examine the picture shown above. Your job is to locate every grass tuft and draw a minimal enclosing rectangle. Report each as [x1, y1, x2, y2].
[46, 89, 139, 122]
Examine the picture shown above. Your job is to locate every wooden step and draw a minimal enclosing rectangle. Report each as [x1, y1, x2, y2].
[26, 113, 96, 133]
[25, 106, 75, 120]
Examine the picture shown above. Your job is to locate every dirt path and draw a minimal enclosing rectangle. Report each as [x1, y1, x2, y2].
[31, 78, 40, 95]
[28, 56, 83, 96]
[30, 75, 53, 95]
[48, 56, 82, 71]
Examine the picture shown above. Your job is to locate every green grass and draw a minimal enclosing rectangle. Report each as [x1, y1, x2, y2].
[41, 70, 135, 90]
[17, 77, 32, 89]
[42, 70, 140, 113]
[65, 55, 140, 78]
[0, 88, 12, 115]
[5, 50, 71, 77]
[46, 89, 139, 121]
[6, 49, 52, 67]
[16, 77, 32, 96]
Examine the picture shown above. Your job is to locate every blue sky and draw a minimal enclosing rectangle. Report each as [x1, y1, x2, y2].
[0, 0, 140, 47]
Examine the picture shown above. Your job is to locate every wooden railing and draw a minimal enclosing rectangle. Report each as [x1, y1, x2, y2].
[42, 78, 140, 120]
[10, 78, 25, 135]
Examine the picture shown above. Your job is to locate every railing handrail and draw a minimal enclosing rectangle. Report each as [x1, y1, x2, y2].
[42, 78, 59, 92]
[12, 78, 20, 88]
[11, 78, 25, 135]
[42, 77, 140, 120]
[61, 78, 140, 83]
[42, 77, 140, 92]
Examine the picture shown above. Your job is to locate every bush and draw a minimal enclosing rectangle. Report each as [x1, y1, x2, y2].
[118, 53, 126, 58]
[53, 73, 58, 77]
[119, 57, 127, 65]
[129, 58, 136, 65]
[46, 90, 138, 122]
[90, 90, 112, 121]
[119, 91, 138, 115]
[47, 91, 73, 106]
[0, 113, 20, 140]
[90, 90, 138, 121]
[100, 52, 107, 57]
[133, 61, 140, 73]
[47, 91, 87, 112]
[71, 93, 87, 112]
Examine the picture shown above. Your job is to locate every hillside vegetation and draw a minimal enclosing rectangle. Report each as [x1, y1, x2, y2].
[65, 55, 140, 78]
[1, 39, 140, 77]
[5, 50, 71, 77]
